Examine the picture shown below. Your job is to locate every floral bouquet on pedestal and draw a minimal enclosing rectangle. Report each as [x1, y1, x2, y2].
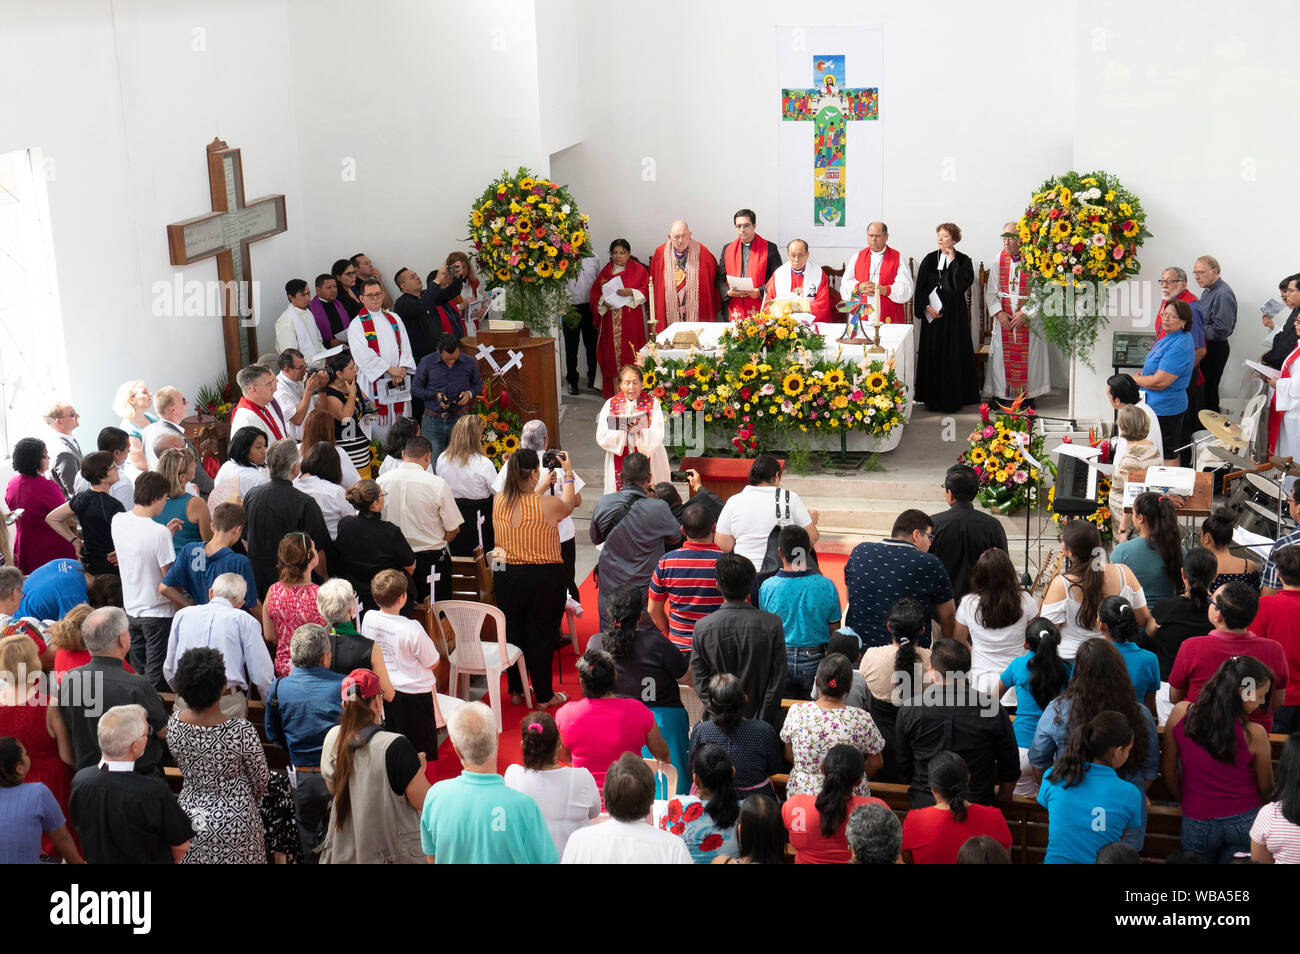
[958, 396, 1044, 515]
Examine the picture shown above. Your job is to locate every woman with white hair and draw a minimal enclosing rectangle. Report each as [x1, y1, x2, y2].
[316, 578, 395, 701]
[493, 419, 586, 608]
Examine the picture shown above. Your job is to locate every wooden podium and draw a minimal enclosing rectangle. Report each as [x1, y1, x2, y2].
[463, 329, 559, 448]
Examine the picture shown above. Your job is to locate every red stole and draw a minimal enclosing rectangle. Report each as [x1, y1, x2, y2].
[609, 392, 654, 490]
[724, 237, 770, 321]
[852, 247, 904, 323]
[1268, 345, 1300, 455]
[358, 310, 407, 417]
[234, 397, 285, 441]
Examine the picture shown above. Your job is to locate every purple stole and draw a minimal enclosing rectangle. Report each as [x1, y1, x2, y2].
[309, 297, 349, 342]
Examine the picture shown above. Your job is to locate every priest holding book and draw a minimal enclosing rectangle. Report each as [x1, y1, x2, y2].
[595, 364, 670, 494]
[718, 209, 782, 322]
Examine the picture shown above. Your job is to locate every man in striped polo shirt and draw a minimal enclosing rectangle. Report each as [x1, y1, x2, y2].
[648, 505, 725, 653]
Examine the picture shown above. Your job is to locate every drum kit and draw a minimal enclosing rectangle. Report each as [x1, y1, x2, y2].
[1201, 410, 1299, 541]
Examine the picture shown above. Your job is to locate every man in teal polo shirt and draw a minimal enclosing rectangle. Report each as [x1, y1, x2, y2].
[421, 701, 557, 864]
[759, 525, 842, 699]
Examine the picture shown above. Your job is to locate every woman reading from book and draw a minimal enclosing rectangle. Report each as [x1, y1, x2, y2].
[595, 364, 670, 494]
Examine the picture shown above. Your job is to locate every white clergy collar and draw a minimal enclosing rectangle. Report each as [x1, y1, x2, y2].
[98, 759, 136, 772]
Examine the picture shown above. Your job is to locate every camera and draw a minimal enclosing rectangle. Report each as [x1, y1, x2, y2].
[670, 469, 690, 482]
[542, 449, 564, 470]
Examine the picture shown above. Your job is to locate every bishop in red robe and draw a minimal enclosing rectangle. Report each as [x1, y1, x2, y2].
[648, 220, 719, 333]
[718, 209, 782, 322]
[850, 221, 913, 324]
[762, 239, 837, 328]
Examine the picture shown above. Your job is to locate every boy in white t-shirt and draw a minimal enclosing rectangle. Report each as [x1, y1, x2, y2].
[110, 471, 185, 690]
[361, 569, 439, 760]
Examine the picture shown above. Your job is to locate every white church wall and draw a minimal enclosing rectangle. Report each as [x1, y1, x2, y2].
[1069, 0, 1300, 423]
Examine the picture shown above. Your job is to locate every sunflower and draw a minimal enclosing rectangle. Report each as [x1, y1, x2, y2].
[642, 370, 656, 389]
[517, 217, 532, 234]
[864, 371, 887, 393]
[496, 268, 511, 281]
[571, 229, 586, 247]
[519, 176, 535, 190]
[482, 440, 502, 459]
[824, 368, 846, 387]
[501, 434, 520, 453]
[536, 262, 554, 278]
[782, 372, 805, 397]
[472, 210, 484, 227]
[739, 363, 759, 381]
[1052, 220, 1071, 239]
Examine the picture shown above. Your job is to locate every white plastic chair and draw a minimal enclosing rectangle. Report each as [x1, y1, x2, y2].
[436, 599, 531, 731]
[678, 682, 705, 732]
[431, 690, 467, 731]
[646, 759, 678, 826]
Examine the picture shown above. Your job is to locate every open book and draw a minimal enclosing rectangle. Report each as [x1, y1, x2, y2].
[606, 411, 649, 431]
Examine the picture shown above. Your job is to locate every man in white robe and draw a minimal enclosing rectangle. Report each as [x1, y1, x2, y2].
[1267, 311, 1300, 463]
[275, 279, 326, 358]
[984, 221, 1050, 405]
[347, 279, 415, 444]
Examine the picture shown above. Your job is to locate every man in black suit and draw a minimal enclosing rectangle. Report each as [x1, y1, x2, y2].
[928, 464, 1008, 600]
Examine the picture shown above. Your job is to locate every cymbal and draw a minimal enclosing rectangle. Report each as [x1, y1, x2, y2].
[1199, 410, 1244, 446]
[1269, 456, 1300, 478]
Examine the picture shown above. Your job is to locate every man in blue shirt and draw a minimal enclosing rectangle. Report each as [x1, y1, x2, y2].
[759, 525, 841, 699]
[844, 510, 956, 649]
[1194, 255, 1238, 415]
[421, 701, 557, 864]
[265, 624, 344, 864]
[16, 558, 89, 625]
[159, 502, 259, 615]
[412, 333, 484, 463]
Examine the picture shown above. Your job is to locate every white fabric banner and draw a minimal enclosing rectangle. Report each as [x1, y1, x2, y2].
[776, 26, 884, 250]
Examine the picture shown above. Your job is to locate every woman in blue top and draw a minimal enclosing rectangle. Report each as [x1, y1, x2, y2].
[1111, 492, 1184, 602]
[154, 448, 212, 554]
[1037, 710, 1145, 863]
[1098, 596, 1160, 717]
[997, 618, 1071, 797]
[1029, 637, 1158, 851]
[1133, 298, 1197, 466]
[658, 744, 740, 863]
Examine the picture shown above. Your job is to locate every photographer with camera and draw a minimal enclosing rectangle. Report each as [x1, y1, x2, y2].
[492, 447, 576, 710]
[274, 349, 329, 441]
[413, 333, 482, 465]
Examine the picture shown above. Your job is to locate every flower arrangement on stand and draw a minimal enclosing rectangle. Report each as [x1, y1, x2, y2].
[1015, 170, 1151, 367]
[467, 168, 596, 334]
[958, 396, 1045, 515]
[195, 372, 237, 423]
[642, 310, 907, 458]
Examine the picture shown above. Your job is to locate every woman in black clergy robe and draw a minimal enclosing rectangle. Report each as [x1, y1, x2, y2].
[914, 222, 979, 413]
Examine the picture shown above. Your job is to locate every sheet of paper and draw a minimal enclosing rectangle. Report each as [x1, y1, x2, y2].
[1243, 358, 1280, 381]
[1123, 482, 1147, 508]
[308, 344, 344, 363]
[726, 275, 755, 292]
[927, 288, 943, 315]
[1261, 297, 1285, 318]
[1233, 525, 1277, 561]
[601, 275, 625, 308]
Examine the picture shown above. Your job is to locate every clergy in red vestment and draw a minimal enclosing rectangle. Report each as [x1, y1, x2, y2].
[762, 239, 837, 328]
[591, 239, 651, 399]
[849, 221, 914, 324]
[649, 220, 719, 333]
[717, 209, 782, 322]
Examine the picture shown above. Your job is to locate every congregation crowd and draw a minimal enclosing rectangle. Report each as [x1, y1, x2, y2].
[1, 230, 1298, 866]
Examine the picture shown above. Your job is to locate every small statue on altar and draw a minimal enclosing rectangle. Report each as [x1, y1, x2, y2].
[836, 295, 884, 352]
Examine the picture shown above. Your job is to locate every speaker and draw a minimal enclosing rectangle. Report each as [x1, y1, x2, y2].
[1053, 453, 1098, 517]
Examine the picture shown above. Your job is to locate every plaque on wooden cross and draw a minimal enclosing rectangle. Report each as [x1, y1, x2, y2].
[166, 138, 287, 384]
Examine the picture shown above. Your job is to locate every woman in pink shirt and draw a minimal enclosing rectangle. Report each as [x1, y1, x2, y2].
[555, 649, 670, 793]
[4, 439, 76, 573]
[1165, 656, 1275, 863]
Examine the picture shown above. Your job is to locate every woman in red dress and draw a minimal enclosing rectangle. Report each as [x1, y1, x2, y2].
[3, 438, 76, 573]
[0, 633, 76, 857]
[590, 240, 651, 399]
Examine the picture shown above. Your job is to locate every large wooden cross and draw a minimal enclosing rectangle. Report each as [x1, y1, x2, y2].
[781, 55, 878, 228]
[166, 138, 287, 384]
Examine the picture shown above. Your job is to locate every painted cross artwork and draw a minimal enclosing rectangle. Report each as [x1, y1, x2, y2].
[781, 55, 878, 228]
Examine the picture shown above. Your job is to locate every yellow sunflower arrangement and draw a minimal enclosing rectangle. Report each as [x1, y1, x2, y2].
[957, 397, 1045, 515]
[468, 166, 596, 334]
[782, 371, 805, 396]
